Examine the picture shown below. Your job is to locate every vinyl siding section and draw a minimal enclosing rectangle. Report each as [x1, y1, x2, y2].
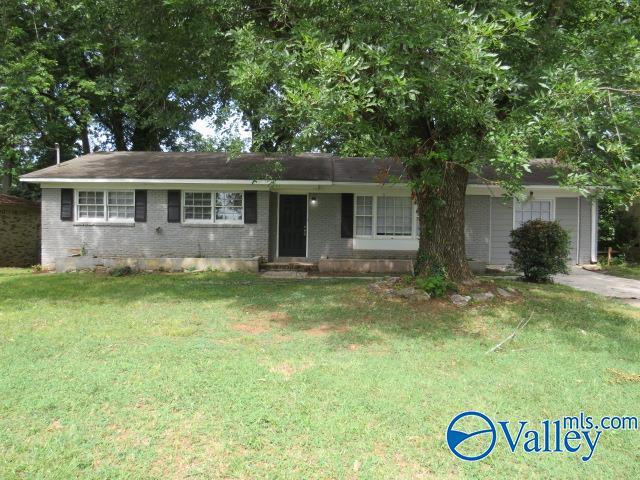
[41, 189, 269, 267]
[556, 197, 579, 263]
[490, 197, 514, 265]
[464, 196, 490, 262]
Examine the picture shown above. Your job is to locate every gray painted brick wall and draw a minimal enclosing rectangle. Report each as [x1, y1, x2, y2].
[41, 188, 596, 267]
[41, 189, 269, 267]
[307, 193, 415, 260]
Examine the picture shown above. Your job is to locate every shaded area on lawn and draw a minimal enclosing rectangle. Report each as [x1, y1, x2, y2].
[0, 269, 639, 479]
[1, 270, 636, 348]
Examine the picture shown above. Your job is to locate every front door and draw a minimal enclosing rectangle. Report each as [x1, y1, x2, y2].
[278, 195, 307, 257]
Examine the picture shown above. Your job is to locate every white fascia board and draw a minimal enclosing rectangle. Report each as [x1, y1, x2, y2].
[21, 176, 585, 197]
[466, 184, 584, 197]
[20, 177, 333, 185]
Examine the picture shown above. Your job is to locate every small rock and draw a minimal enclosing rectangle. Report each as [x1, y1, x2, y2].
[385, 276, 401, 284]
[450, 294, 471, 307]
[409, 291, 431, 303]
[505, 286, 517, 293]
[496, 287, 513, 298]
[471, 292, 495, 302]
[397, 287, 417, 298]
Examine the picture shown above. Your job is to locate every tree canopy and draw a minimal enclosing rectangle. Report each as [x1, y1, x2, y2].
[227, 0, 639, 278]
[1, 0, 638, 278]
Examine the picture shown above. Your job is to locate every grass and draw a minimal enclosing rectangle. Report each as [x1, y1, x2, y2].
[598, 261, 640, 280]
[0, 269, 638, 479]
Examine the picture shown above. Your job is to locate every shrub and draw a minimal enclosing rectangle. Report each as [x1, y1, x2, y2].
[416, 266, 456, 297]
[110, 266, 133, 277]
[510, 220, 570, 283]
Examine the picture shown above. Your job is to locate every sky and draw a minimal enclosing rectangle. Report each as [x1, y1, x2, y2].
[192, 114, 253, 150]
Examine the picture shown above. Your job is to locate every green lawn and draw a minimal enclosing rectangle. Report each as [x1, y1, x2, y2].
[0, 269, 638, 479]
[599, 262, 640, 280]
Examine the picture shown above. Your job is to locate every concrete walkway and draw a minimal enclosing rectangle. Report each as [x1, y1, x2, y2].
[554, 267, 640, 307]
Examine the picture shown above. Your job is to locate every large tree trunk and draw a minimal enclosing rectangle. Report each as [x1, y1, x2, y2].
[131, 124, 160, 151]
[1, 157, 14, 193]
[414, 162, 473, 282]
[109, 112, 127, 151]
[81, 125, 91, 154]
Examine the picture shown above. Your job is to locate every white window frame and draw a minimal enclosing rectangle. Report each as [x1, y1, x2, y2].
[354, 194, 419, 239]
[75, 189, 135, 223]
[513, 197, 555, 229]
[182, 191, 244, 224]
[182, 191, 214, 224]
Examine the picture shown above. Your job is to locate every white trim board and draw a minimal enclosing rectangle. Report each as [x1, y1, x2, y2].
[22, 176, 586, 197]
[352, 238, 418, 251]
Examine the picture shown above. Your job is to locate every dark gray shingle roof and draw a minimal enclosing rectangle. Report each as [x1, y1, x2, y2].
[21, 151, 559, 185]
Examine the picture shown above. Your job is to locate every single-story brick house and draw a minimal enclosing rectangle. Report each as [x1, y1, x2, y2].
[20, 152, 598, 272]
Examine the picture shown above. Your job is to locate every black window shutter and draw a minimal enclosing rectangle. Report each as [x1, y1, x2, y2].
[135, 190, 147, 222]
[341, 193, 354, 238]
[244, 191, 257, 224]
[60, 188, 74, 221]
[167, 190, 181, 223]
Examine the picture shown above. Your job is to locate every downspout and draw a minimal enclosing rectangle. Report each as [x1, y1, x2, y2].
[576, 196, 580, 264]
[591, 199, 598, 263]
[488, 196, 492, 263]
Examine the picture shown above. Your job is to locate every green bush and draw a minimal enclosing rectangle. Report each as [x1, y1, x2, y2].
[110, 266, 134, 277]
[416, 267, 456, 297]
[510, 220, 570, 283]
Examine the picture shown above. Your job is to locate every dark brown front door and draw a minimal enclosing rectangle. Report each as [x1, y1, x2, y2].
[278, 195, 307, 257]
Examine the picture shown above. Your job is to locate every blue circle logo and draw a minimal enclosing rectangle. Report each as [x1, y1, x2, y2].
[446, 411, 496, 461]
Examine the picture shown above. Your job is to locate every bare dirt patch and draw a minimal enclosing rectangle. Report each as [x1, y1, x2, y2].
[232, 309, 291, 334]
[303, 324, 350, 337]
[607, 368, 640, 384]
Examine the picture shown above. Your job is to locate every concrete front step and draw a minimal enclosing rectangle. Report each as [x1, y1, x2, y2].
[261, 270, 309, 278]
[261, 261, 318, 272]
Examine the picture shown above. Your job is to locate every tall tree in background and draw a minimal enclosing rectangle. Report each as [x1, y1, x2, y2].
[229, 0, 640, 280]
[0, 0, 236, 195]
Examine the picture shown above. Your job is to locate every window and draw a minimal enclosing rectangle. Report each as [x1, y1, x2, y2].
[355, 195, 373, 236]
[107, 191, 134, 220]
[354, 195, 417, 238]
[184, 192, 212, 221]
[376, 196, 412, 236]
[77, 191, 104, 220]
[77, 190, 134, 222]
[514, 199, 553, 227]
[215, 192, 243, 222]
[183, 191, 243, 223]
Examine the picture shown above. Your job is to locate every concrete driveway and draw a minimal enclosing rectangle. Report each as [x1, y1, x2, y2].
[554, 267, 640, 307]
